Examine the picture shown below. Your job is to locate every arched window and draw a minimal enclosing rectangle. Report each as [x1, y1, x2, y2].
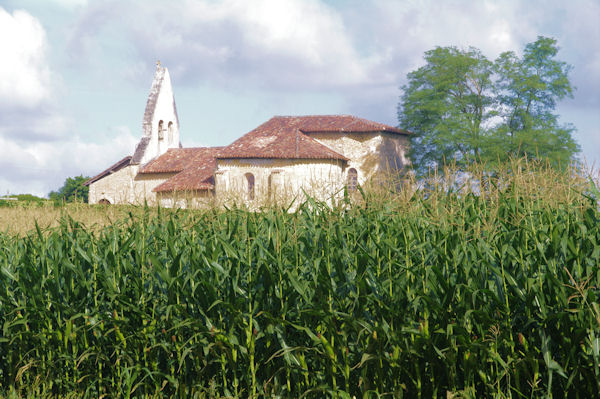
[168, 121, 174, 143]
[347, 168, 358, 192]
[158, 120, 164, 140]
[245, 173, 255, 200]
[98, 198, 111, 205]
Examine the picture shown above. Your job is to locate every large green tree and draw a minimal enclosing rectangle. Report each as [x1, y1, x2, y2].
[49, 175, 90, 203]
[398, 36, 579, 175]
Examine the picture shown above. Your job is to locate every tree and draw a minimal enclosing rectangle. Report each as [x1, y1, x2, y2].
[49, 175, 90, 203]
[490, 37, 579, 165]
[398, 36, 579, 175]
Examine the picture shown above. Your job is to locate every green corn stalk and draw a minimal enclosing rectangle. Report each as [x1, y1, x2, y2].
[0, 160, 598, 397]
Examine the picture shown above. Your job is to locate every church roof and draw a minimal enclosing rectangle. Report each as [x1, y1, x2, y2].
[86, 114, 408, 194]
[83, 156, 132, 186]
[149, 115, 407, 192]
[286, 115, 408, 134]
[216, 115, 407, 160]
[148, 147, 222, 192]
[139, 147, 223, 174]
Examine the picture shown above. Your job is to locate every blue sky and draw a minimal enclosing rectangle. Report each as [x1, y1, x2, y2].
[1, 0, 598, 196]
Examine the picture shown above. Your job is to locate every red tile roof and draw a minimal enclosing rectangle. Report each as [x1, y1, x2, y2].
[139, 147, 223, 174]
[216, 117, 345, 160]
[151, 147, 222, 192]
[88, 115, 408, 193]
[292, 115, 409, 134]
[84, 156, 132, 186]
[216, 115, 408, 160]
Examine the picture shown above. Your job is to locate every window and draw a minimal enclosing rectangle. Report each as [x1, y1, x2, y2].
[98, 198, 111, 205]
[168, 121, 174, 143]
[158, 120, 164, 140]
[347, 168, 358, 192]
[245, 173, 255, 200]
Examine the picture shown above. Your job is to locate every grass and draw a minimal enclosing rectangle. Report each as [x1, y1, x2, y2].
[0, 159, 599, 398]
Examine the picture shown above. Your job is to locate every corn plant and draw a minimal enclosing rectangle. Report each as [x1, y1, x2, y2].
[0, 161, 599, 398]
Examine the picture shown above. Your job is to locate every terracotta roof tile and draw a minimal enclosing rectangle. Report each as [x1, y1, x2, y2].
[291, 115, 409, 134]
[217, 117, 346, 160]
[90, 115, 407, 194]
[140, 147, 223, 174]
[152, 148, 221, 192]
[216, 115, 408, 160]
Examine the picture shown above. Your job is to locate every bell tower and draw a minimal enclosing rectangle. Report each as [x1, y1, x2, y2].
[131, 61, 181, 165]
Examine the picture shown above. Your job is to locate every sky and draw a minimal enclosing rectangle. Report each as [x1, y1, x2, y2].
[0, 0, 598, 197]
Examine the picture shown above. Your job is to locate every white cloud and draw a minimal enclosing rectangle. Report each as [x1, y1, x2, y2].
[0, 7, 72, 145]
[49, 0, 88, 8]
[66, 0, 599, 157]
[2, 0, 599, 197]
[0, 106, 69, 142]
[0, 7, 139, 196]
[0, 7, 52, 107]
[68, 0, 372, 89]
[0, 128, 138, 197]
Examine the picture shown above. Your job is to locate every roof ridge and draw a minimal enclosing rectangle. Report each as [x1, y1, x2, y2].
[176, 146, 224, 151]
[141, 66, 166, 136]
[273, 114, 355, 118]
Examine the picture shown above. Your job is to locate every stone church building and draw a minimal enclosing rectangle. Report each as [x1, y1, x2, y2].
[84, 64, 410, 208]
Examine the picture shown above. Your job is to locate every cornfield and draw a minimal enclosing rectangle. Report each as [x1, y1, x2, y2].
[0, 161, 599, 398]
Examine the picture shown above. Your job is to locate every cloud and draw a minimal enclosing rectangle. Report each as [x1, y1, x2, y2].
[319, 0, 600, 130]
[0, 127, 138, 197]
[2, 0, 598, 197]
[0, 7, 70, 143]
[63, 0, 598, 156]
[0, 7, 52, 107]
[558, 0, 600, 108]
[0, 106, 70, 143]
[64, 0, 599, 102]
[0, 7, 138, 196]
[68, 0, 374, 90]
[48, 0, 88, 8]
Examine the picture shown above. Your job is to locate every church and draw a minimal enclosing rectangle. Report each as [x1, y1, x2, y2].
[84, 64, 410, 208]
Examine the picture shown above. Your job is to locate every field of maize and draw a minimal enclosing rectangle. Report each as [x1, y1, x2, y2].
[0, 163, 599, 398]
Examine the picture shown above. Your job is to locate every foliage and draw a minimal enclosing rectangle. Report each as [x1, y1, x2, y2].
[0, 162, 599, 398]
[48, 175, 90, 203]
[0, 201, 15, 208]
[399, 36, 580, 175]
[0, 195, 46, 208]
[7, 194, 46, 202]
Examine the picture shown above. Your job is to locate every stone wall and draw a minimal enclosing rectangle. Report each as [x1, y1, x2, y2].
[89, 131, 409, 208]
[306, 131, 409, 182]
[157, 190, 214, 209]
[215, 158, 345, 208]
[88, 165, 176, 205]
[132, 172, 178, 204]
[88, 165, 138, 205]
